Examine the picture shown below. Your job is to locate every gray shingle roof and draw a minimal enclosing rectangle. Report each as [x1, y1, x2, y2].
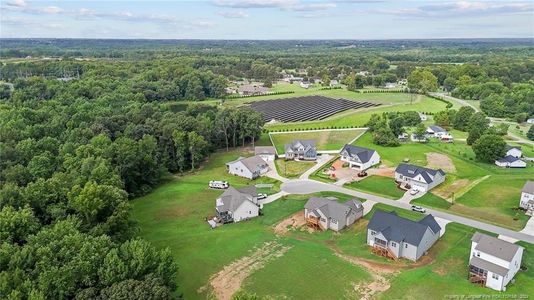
[469, 256, 509, 277]
[367, 210, 441, 246]
[285, 140, 316, 153]
[471, 232, 522, 262]
[496, 155, 521, 163]
[522, 181, 534, 195]
[305, 197, 361, 223]
[216, 186, 257, 213]
[340, 144, 376, 164]
[395, 163, 445, 184]
[428, 125, 446, 133]
[227, 155, 268, 173]
[255, 146, 276, 156]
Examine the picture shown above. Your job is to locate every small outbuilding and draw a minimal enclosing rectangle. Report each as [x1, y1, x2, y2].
[254, 146, 277, 161]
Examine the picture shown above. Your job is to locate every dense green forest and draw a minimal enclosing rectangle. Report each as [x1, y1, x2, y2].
[0, 39, 533, 299]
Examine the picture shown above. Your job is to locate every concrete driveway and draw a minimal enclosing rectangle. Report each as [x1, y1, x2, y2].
[299, 154, 333, 179]
[281, 179, 534, 243]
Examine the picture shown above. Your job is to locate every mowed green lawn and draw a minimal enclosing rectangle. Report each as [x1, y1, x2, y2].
[131, 149, 533, 299]
[269, 128, 366, 154]
[346, 175, 405, 199]
[352, 132, 534, 230]
[274, 159, 315, 179]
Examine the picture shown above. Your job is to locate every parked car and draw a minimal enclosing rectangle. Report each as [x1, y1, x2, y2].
[209, 180, 229, 189]
[257, 193, 268, 200]
[411, 205, 426, 213]
[409, 189, 419, 196]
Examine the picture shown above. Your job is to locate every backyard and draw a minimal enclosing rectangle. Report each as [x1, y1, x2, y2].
[269, 128, 366, 154]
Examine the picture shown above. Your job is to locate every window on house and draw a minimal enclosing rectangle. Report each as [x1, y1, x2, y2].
[370, 231, 376, 235]
[492, 273, 499, 280]
[391, 242, 397, 247]
[405, 244, 408, 249]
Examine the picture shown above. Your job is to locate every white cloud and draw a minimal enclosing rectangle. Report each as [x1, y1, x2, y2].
[292, 3, 336, 11]
[42, 6, 63, 14]
[383, 1, 533, 18]
[212, 0, 296, 9]
[6, 0, 26, 7]
[217, 10, 249, 18]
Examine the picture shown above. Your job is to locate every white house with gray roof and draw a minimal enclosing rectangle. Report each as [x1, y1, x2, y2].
[215, 186, 260, 223]
[469, 232, 524, 291]
[495, 155, 526, 168]
[426, 125, 448, 138]
[520, 181, 534, 215]
[304, 197, 364, 232]
[340, 144, 380, 171]
[226, 156, 269, 179]
[505, 145, 522, 158]
[284, 140, 317, 160]
[395, 163, 446, 192]
[367, 210, 441, 261]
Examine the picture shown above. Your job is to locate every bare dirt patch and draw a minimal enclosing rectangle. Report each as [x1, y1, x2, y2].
[273, 211, 308, 235]
[368, 165, 395, 178]
[425, 152, 456, 173]
[432, 179, 470, 200]
[203, 241, 292, 300]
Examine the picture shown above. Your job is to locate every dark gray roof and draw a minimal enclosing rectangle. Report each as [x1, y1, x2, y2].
[216, 186, 257, 213]
[469, 256, 509, 277]
[255, 146, 276, 156]
[340, 144, 376, 164]
[285, 140, 316, 153]
[367, 210, 441, 246]
[305, 197, 361, 223]
[471, 232, 522, 262]
[237, 186, 257, 197]
[428, 125, 446, 133]
[395, 163, 445, 184]
[522, 181, 534, 195]
[496, 155, 521, 163]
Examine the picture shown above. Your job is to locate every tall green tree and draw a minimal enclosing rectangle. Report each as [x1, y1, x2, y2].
[407, 69, 438, 93]
[472, 134, 506, 162]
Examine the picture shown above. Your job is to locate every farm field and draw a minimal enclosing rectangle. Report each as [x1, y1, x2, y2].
[274, 159, 315, 179]
[269, 128, 366, 154]
[130, 146, 534, 299]
[352, 132, 534, 230]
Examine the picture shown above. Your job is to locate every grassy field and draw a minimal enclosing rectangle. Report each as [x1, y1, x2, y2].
[131, 148, 533, 299]
[274, 159, 315, 179]
[345, 175, 405, 199]
[269, 128, 366, 153]
[352, 132, 534, 230]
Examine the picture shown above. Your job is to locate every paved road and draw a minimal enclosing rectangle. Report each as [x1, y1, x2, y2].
[281, 179, 534, 244]
[429, 92, 479, 112]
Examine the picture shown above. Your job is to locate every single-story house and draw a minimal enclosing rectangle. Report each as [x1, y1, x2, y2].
[304, 197, 364, 232]
[495, 155, 526, 168]
[520, 180, 534, 215]
[226, 155, 269, 179]
[238, 84, 270, 96]
[426, 125, 448, 138]
[410, 133, 427, 143]
[285, 140, 317, 160]
[367, 210, 441, 261]
[254, 146, 276, 161]
[469, 232, 524, 291]
[395, 163, 446, 192]
[216, 186, 260, 223]
[339, 144, 380, 171]
[505, 145, 522, 158]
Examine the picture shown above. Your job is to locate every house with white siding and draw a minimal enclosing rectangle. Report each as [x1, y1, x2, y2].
[520, 181, 534, 215]
[468, 232, 524, 291]
[395, 163, 446, 192]
[304, 197, 364, 232]
[254, 146, 276, 161]
[339, 144, 380, 171]
[495, 156, 526, 168]
[367, 210, 441, 261]
[226, 156, 269, 179]
[505, 145, 522, 158]
[215, 186, 260, 223]
[426, 125, 448, 138]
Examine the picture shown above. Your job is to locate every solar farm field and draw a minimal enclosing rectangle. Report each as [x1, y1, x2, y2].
[269, 128, 367, 154]
[249, 95, 380, 123]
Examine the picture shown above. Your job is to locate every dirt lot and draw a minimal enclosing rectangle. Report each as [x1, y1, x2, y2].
[204, 241, 292, 300]
[432, 178, 470, 200]
[274, 211, 315, 235]
[368, 165, 395, 178]
[425, 152, 456, 173]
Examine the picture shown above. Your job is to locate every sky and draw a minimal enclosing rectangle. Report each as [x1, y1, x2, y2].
[1, 0, 533, 39]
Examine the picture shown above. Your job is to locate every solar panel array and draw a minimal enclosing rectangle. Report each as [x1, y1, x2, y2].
[249, 95, 381, 123]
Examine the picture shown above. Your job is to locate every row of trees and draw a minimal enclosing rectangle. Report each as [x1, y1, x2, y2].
[365, 111, 422, 146]
[0, 65, 265, 299]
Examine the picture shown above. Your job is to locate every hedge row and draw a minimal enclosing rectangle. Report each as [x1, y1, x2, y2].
[265, 125, 364, 133]
[318, 86, 342, 91]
